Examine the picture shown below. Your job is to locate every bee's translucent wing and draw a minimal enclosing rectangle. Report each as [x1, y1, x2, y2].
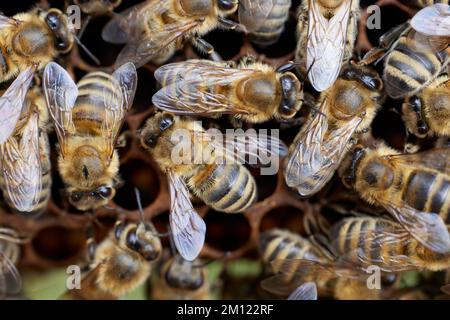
[0, 111, 42, 213]
[411, 4, 450, 36]
[153, 60, 257, 116]
[196, 130, 287, 167]
[287, 282, 318, 300]
[101, 1, 150, 44]
[0, 15, 19, 29]
[238, 0, 277, 32]
[382, 201, 450, 254]
[388, 148, 450, 175]
[0, 67, 35, 144]
[168, 171, 206, 261]
[42, 62, 78, 156]
[285, 99, 361, 196]
[101, 62, 137, 158]
[307, 0, 353, 91]
[0, 250, 22, 297]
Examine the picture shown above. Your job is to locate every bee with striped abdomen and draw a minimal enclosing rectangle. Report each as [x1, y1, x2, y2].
[151, 256, 212, 300]
[361, 9, 450, 99]
[152, 59, 303, 124]
[259, 228, 387, 300]
[238, 0, 292, 47]
[284, 62, 383, 197]
[331, 216, 450, 272]
[67, 219, 162, 300]
[295, 0, 360, 92]
[0, 86, 52, 215]
[341, 144, 450, 254]
[139, 112, 286, 261]
[42, 62, 137, 211]
[101, 0, 241, 67]
[0, 227, 25, 299]
[402, 75, 450, 139]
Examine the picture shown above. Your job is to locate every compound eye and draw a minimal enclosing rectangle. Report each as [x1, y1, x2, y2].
[97, 186, 113, 199]
[70, 192, 83, 203]
[126, 229, 140, 251]
[279, 104, 295, 116]
[369, 78, 382, 91]
[341, 68, 356, 80]
[46, 12, 60, 30]
[159, 114, 174, 131]
[218, 0, 237, 11]
[407, 96, 421, 112]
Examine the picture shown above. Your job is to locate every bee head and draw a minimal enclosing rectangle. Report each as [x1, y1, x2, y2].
[341, 146, 366, 189]
[45, 9, 74, 54]
[139, 113, 174, 149]
[277, 73, 302, 119]
[165, 258, 204, 290]
[68, 185, 115, 210]
[121, 222, 162, 261]
[341, 63, 383, 92]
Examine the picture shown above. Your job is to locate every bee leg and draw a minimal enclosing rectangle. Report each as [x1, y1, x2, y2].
[239, 55, 257, 66]
[404, 132, 421, 154]
[191, 37, 222, 61]
[229, 116, 243, 129]
[218, 17, 244, 32]
[116, 131, 131, 148]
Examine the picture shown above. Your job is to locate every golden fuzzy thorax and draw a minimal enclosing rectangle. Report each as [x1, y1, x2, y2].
[58, 136, 120, 190]
[353, 144, 400, 205]
[94, 238, 151, 298]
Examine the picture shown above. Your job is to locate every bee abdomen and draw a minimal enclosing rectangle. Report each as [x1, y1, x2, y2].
[73, 72, 120, 135]
[248, 0, 291, 47]
[195, 163, 257, 213]
[259, 229, 318, 273]
[384, 40, 444, 98]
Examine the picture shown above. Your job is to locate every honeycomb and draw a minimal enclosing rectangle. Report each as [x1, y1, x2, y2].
[0, 0, 447, 299]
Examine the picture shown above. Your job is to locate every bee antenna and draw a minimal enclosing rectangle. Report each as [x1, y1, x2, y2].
[74, 35, 101, 66]
[134, 188, 145, 223]
[77, 15, 92, 40]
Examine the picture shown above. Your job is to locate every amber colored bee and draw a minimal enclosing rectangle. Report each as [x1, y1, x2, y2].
[341, 144, 450, 254]
[0, 86, 52, 214]
[238, 0, 292, 47]
[259, 228, 388, 300]
[284, 62, 383, 197]
[151, 257, 212, 300]
[139, 112, 286, 261]
[0, 8, 74, 83]
[152, 59, 303, 123]
[101, 0, 241, 67]
[295, 0, 360, 91]
[42, 62, 137, 211]
[67, 220, 162, 300]
[331, 216, 450, 272]
[402, 75, 450, 138]
[0, 227, 25, 298]
[362, 16, 450, 99]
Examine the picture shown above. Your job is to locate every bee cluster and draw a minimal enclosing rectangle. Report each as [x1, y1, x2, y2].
[0, 0, 449, 300]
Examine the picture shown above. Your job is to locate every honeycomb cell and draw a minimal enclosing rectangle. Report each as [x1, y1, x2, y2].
[259, 206, 304, 234]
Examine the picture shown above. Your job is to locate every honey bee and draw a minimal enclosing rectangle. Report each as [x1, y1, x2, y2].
[284, 62, 383, 197]
[139, 112, 287, 261]
[341, 144, 450, 254]
[0, 227, 25, 299]
[42, 62, 137, 211]
[331, 216, 450, 272]
[0, 8, 74, 83]
[152, 59, 303, 123]
[101, 0, 241, 67]
[295, 0, 360, 92]
[0, 86, 52, 214]
[362, 10, 450, 99]
[151, 257, 212, 300]
[401, 75, 450, 138]
[74, 0, 122, 16]
[68, 219, 162, 300]
[259, 229, 385, 300]
[238, 0, 292, 47]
